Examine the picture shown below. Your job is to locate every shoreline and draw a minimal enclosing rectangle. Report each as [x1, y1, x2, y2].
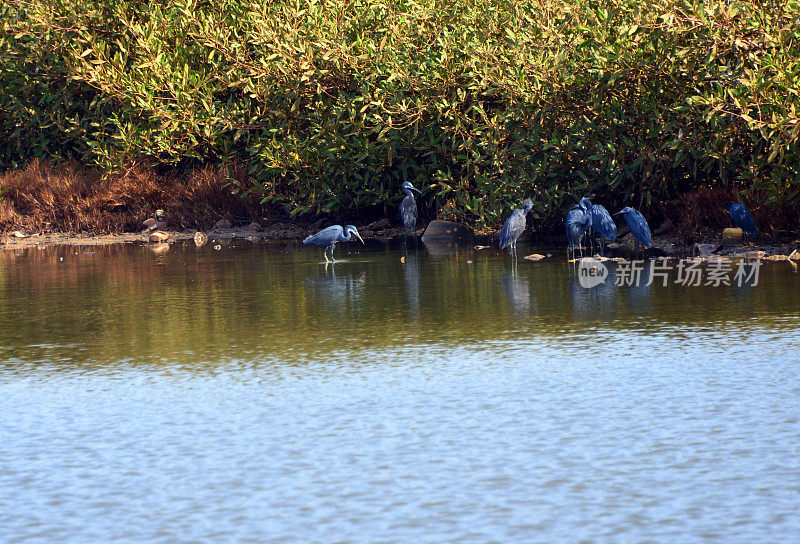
[0, 219, 442, 250]
[3, 221, 798, 263]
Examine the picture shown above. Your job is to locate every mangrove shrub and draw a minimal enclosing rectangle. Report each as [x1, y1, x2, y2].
[2, 0, 800, 227]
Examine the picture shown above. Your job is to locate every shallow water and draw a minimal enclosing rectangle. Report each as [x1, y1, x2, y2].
[1, 240, 799, 543]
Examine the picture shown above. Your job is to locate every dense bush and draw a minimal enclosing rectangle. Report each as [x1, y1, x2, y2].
[2, 0, 799, 228]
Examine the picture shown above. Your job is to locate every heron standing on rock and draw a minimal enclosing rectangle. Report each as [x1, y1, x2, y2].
[303, 225, 364, 262]
[498, 198, 533, 259]
[399, 181, 422, 233]
[615, 207, 652, 255]
[726, 202, 758, 240]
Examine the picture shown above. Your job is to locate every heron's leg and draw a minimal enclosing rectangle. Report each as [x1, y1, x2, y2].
[323, 246, 331, 263]
[329, 244, 336, 263]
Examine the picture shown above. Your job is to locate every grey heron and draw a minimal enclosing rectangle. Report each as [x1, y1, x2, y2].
[498, 198, 534, 259]
[584, 199, 617, 254]
[303, 225, 364, 262]
[399, 181, 422, 233]
[614, 207, 652, 255]
[566, 199, 592, 259]
[726, 202, 758, 239]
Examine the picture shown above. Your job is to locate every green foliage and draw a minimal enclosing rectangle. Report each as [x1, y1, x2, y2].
[2, 0, 800, 227]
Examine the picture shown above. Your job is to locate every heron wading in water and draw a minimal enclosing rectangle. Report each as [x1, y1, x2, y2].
[498, 198, 533, 260]
[726, 202, 758, 240]
[399, 181, 422, 233]
[586, 200, 617, 255]
[615, 207, 652, 255]
[566, 199, 592, 259]
[303, 225, 364, 262]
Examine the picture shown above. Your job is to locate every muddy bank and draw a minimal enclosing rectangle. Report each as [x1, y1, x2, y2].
[4, 217, 799, 265]
[0, 217, 425, 250]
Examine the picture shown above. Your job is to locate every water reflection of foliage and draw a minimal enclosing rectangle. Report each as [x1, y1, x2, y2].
[1, 244, 798, 368]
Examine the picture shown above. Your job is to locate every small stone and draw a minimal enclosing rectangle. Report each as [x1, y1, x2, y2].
[474, 245, 490, 250]
[400, 256, 406, 263]
[12, 231, 27, 238]
[523, 253, 547, 261]
[213, 219, 232, 230]
[466, 260, 473, 264]
[247, 221, 262, 232]
[194, 231, 208, 247]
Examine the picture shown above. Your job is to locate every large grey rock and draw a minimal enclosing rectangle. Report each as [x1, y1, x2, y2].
[421, 220, 474, 242]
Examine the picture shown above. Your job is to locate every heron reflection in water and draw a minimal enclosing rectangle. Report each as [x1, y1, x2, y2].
[305, 264, 366, 312]
[501, 261, 531, 312]
[402, 253, 421, 314]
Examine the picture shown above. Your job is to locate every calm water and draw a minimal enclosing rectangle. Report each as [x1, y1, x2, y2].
[1, 240, 799, 543]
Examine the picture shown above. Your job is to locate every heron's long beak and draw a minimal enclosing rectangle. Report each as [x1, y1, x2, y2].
[613, 210, 625, 215]
[355, 231, 364, 244]
[411, 187, 422, 194]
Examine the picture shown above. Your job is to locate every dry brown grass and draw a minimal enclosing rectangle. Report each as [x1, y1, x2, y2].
[0, 160, 266, 233]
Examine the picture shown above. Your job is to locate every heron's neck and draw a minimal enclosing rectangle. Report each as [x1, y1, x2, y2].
[341, 230, 351, 242]
[403, 188, 414, 198]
